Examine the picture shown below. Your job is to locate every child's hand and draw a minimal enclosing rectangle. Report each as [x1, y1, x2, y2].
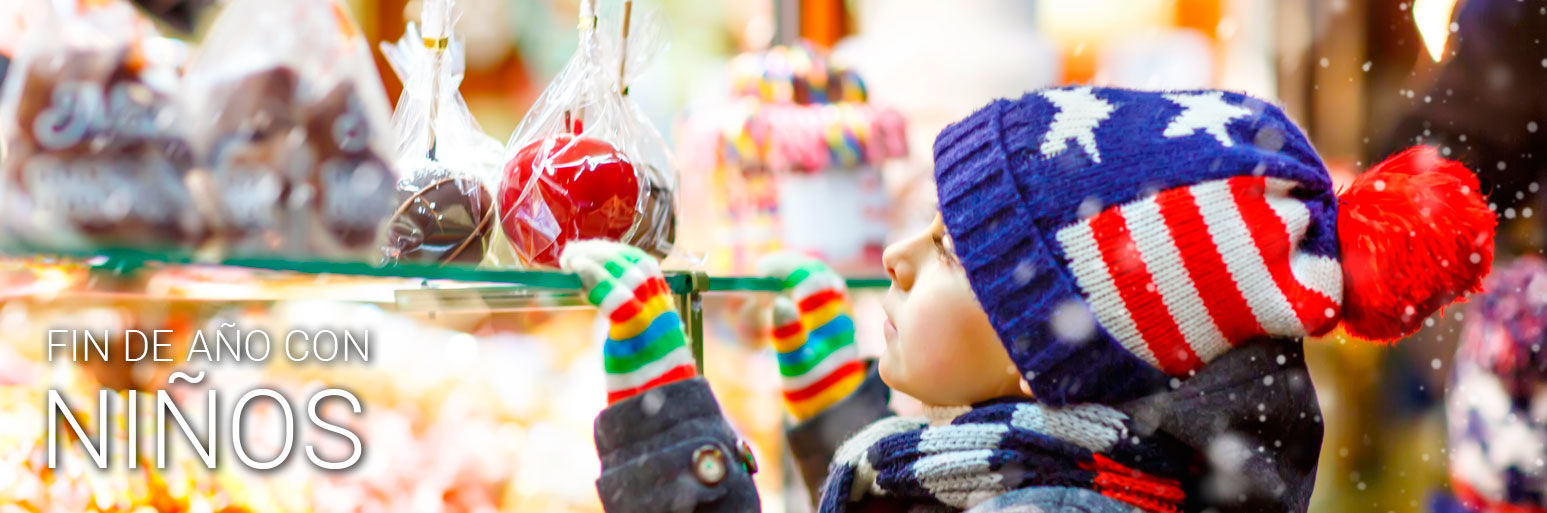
[560, 241, 697, 405]
[758, 253, 865, 420]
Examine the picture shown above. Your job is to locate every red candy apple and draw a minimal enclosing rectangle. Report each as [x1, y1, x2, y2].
[499, 134, 640, 267]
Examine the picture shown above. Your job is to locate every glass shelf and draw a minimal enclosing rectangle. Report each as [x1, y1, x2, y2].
[1, 247, 891, 370]
[1, 247, 889, 295]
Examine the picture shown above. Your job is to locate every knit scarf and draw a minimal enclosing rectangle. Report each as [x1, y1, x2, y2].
[817, 399, 1187, 513]
[1443, 480, 1547, 513]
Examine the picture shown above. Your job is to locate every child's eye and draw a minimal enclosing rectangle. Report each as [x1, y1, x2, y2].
[932, 233, 957, 263]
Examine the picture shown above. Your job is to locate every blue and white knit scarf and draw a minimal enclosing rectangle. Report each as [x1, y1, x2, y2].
[817, 399, 1187, 513]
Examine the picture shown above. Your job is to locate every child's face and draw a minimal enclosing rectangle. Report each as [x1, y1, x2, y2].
[879, 214, 1026, 406]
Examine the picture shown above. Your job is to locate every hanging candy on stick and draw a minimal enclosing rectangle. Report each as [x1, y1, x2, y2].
[497, 0, 677, 268]
[381, 0, 502, 265]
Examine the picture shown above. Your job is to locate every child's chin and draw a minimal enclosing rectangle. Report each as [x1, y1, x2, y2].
[875, 354, 906, 392]
[876, 357, 932, 402]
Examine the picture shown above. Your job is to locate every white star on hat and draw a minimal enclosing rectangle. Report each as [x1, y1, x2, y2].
[1163, 92, 1251, 147]
[1039, 87, 1115, 163]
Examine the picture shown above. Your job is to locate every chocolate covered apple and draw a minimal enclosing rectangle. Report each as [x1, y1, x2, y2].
[388, 161, 494, 264]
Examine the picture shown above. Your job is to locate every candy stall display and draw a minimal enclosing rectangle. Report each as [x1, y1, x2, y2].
[0, 2, 889, 512]
[680, 43, 908, 274]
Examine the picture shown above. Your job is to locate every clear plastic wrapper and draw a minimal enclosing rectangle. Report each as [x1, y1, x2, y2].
[0, 1, 205, 252]
[380, 0, 503, 266]
[181, 0, 399, 260]
[497, 0, 677, 268]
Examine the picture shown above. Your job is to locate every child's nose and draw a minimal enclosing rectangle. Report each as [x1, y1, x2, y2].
[882, 237, 917, 291]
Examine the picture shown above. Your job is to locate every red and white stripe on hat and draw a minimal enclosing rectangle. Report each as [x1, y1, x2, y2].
[1055, 175, 1343, 376]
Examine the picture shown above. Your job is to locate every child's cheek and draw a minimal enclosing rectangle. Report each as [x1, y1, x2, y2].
[901, 298, 970, 382]
[918, 338, 974, 386]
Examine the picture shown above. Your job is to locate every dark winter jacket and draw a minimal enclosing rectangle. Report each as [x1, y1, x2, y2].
[591, 339, 1323, 513]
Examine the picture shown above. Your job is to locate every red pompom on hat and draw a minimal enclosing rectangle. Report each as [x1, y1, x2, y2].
[1337, 145, 1497, 341]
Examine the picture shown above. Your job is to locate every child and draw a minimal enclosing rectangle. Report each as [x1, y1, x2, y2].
[1433, 258, 1547, 513]
[562, 87, 1497, 513]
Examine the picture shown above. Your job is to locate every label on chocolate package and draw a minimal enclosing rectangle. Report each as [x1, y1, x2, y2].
[19, 155, 182, 226]
[30, 80, 176, 150]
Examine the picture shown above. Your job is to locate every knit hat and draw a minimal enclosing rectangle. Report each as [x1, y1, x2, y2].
[933, 86, 1496, 405]
[1446, 257, 1547, 509]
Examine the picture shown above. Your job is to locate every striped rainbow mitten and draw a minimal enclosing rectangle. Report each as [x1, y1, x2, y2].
[561, 241, 697, 405]
[758, 254, 864, 421]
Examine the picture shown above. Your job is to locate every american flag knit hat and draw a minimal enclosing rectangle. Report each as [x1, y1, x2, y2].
[933, 86, 1497, 406]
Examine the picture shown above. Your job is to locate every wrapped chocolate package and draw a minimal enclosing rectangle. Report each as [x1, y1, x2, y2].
[380, 0, 503, 265]
[182, 0, 399, 260]
[0, 2, 205, 252]
[497, 0, 677, 268]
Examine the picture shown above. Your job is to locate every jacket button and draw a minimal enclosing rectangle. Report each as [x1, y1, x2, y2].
[735, 439, 758, 475]
[691, 445, 727, 485]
